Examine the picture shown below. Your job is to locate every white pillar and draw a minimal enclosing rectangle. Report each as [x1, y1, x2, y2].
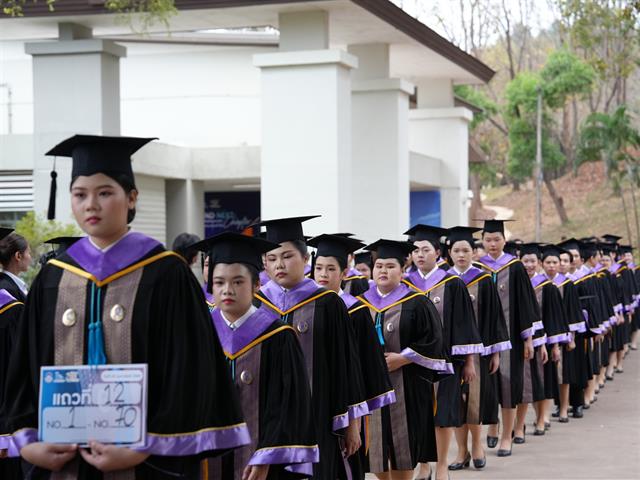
[349, 44, 413, 242]
[409, 79, 472, 227]
[255, 11, 356, 236]
[26, 23, 125, 224]
[166, 178, 205, 245]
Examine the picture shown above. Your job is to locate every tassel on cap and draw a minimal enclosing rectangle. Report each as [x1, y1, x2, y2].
[47, 158, 57, 220]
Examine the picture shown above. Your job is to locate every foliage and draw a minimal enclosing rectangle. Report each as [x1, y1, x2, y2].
[13, 212, 82, 285]
[540, 50, 595, 108]
[454, 84, 498, 131]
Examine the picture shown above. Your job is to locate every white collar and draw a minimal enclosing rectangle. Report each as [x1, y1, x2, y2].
[452, 265, 473, 276]
[221, 305, 257, 330]
[418, 264, 440, 280]
[88, 230, 132, 253]
[376, 287, 392, 298]
[489, 251, 505, 261]
[3, 270, 27, 295]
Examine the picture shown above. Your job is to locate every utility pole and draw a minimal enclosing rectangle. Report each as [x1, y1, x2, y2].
[535, 87, 543, 242]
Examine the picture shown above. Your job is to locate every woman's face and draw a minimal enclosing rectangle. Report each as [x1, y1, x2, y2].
[14, 246, 32, 273]
[559, 253, 571, 274]
[202, 256, 209, 285]
[542, 255, 559, 278]
[411, 240, 439, 273]
[601, 254, 612, 269]
[373, 258, 403, 293]
[314, 256, 345, 293]
[211, 263, 258, 319]
[450, 241, 474, 271]
[521, 253, 539, 277]
[482, 232, 506, 257]
[71, 173, 136, 240]
[355, 262, 371, 280]
[264, 241, 309, 289]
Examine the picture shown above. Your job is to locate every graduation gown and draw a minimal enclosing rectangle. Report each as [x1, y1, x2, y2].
[3, 232, 249, 479]
[475, 254, 538, 408]
[255, 278, 365, 480]
[552, 274, 585, 386]
[342, 269, 370, 297]
[452, 267, 511, 425]
[402, 269, 483, 427]
[204, 305, 318, 480]
[0, 272, 26, 303]
[357, 283, 451, 472]
[0, 290, 23, 479]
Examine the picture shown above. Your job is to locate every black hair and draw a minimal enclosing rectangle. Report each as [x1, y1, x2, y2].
[289, 239, 308, 258]
[309, 254, 348, 279]
[0, 232, 29, 268]
[172, 233, 201, 263]
[206, 261, 260, 294]
[70, 174, 137, 224]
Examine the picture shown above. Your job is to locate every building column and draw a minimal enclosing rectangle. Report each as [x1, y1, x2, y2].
[409, 79, 472, 227]
[349, 44, 413, 241]
[26, 23, 125, 223]
[165, 178, 205, 245]
[254, 11, 357, 236]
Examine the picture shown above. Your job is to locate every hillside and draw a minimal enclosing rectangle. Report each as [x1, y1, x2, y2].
[476, 162, 637, 244]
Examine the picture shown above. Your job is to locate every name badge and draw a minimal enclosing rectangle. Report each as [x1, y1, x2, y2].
[38, 364, 147, 447]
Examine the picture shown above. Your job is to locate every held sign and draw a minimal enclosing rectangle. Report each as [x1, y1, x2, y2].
[38, 364, 147, 447]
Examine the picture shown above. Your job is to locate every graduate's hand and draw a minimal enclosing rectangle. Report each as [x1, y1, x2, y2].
[344, 419, 362, 457]
[384, 352, 410, 372]
[79, 441, 149, 472]
[242, 464, 270, 480]
[21, 442, 78, 472]
[523, 337, 534, 360]
[551, 344, 561, 362]
[462, 355, 477, 383]
[540, 346, 549, 364]
[567, 340, 576, 351]
[595, 334, 604, 343]
[489, 352, 500, 374]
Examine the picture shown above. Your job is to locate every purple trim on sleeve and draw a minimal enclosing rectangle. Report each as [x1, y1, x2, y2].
[400, 347, 453, 373]
[248, 445, 320, 466]
[533, 320, 544, 332]
[614, 304, 623, 314]
[348, 401, 370, 421]
[569, 321, 585, 332]
[285, 462, 314, 476]
[483, 340, 512, 355]
[0, 289, 17, 309]
[520, 326, 536, 340]
[547, 333, 572, 344]
[582, 309, 589, 323]
[451, 343, 485, 356]
[332, 412, 349, 432]
[7, 428, 37, 457]
[366, 390, 396, 411]
[590, 327, 604, 335]
[532, 334, 548, 348]
[134, 423, 250, 456]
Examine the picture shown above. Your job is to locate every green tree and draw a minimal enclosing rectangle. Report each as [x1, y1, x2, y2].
[14, 212, 82, 285]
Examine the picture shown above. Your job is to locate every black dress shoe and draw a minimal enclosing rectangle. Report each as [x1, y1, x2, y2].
[487, 436, 498, 448]
[599, 383, 605, 389]
[558, 416, 569, 423]
[497, 448, 512, 457]
[533, 428, 545, 436]
[544, 422, 551, 430]
[551, 409, 560, 418]
[513, 436, 525, 444]
[473, 456, 487, 469]
[573, 406, 584, 418]
[615, 367, 624, 373]
[448, 453, 470, 471]
[606, 374, 614, 381]
[583, 403, 590, 410]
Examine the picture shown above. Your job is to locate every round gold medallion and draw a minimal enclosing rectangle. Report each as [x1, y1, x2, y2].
[433, 296, 441, 304]
[297, 321, 309, 333]
[62, 308, 76, 327]
[386, 323, 394, 333]
[110, 304, 125, 322]
[240, 370, 253, 385]
[470, 294, 476, 301]
[499, 284, 506, 291]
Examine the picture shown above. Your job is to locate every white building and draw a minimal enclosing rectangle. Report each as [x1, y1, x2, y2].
[0, 0, 494, 245]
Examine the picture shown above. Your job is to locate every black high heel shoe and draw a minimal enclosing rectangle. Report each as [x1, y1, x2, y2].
[512, 425, 526, 444]
[487, 435, 498, 448]
[473, 456, 487, 469]
[448, 453, 470, 471]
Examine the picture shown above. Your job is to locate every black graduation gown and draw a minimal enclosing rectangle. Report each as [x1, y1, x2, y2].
[3, 234, 248, 479]
[475, 255, 538, 408]
[454, 268, 510, 425]
[204, 307, 317, 480]
[0, 272, 26, 303]
[403, 270, 483, 427]
[554, 276, 583, 387]
[342, 270, 370, 298]
[255, 279, 362, 480]
[357, 283, 451, 472]
[0, 292, 23, 479]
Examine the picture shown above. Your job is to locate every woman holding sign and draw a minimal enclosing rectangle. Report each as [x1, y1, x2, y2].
[2, 135, 249, 479]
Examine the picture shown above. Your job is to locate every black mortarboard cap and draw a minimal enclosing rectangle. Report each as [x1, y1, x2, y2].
[504, 241, 519, 256]
[602, 234, 622, 244]
[252, 215, 319, 244]
[45, 134, 156, 220]
[44, 236, 82, 250]
[446, 226, 482, 247]
[557, 238, 581, 252]
[354, 251, 372, 268]
[578, 240, 598, 258]
[0, 228, 13, 242]
[478, 219, 514, 235]
[541, 244, 562, 260]
[364, 239, 415, 265]
[519, 242, 541, 258]
[619, 244, 634, 254]
[404, 224, 447, 245]
[308, 234, 365, 266]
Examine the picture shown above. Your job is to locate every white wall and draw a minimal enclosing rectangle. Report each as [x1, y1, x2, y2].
[0, 41, 34, 135]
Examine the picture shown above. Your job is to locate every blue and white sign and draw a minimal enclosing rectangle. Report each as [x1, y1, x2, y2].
[38, 364, 148, 447]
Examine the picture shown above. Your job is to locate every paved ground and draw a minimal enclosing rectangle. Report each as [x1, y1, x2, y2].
[446, 349, 640, 480]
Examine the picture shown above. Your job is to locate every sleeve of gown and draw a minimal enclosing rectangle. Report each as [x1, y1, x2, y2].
[541, 284, 571, 344]
[0, 302, 23, 453]
[351, 306, 395, 411]
[564, 283, 587, 333]
[511, 262, 539, 339]
[478, 278, 511, 355]
[140, 259, 249, 458]
[400, 296, 453, 381]
[446, 278, 484, 357]
[251, 328, 319, 471]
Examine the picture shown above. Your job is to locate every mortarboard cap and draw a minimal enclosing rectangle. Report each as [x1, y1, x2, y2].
[44, 236, 82, 250]
[252, 215, 319, 244]
[619, 244, 634, 254]
[557, 238, 581, 252]
[519, 242, 542, 258]
[308, 234, 365, 267]
[602, 234, 622, 244]
[364, 239, 415, 265]
[578, 241, 598, 258]
[446, 226, 482, 247]
[354, 251, 372, 268]
[477, 219, 514, 235]
[541, 244, 562, 260]
[404, 224, 447, 246]
[0, 228, 14, 242]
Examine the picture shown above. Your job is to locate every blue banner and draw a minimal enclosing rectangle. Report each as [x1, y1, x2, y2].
[204, 191, 261, 237]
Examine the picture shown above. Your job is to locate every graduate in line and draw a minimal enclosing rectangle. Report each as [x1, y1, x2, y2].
[356, 239, 451, 480]
[445, 227, 510, 472]
[474, 220, 537, 457]
[402, 225, 483, 480]
[254, 216, 367, 480]
[2, 135, 249, 479]
[0, 231, 32, 302]
[194, 232, 318, 480]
